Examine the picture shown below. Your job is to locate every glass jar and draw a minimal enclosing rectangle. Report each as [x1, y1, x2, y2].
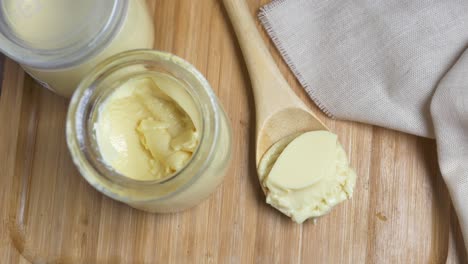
[0, 0, 154, 97]
[66, 50, 232, 213]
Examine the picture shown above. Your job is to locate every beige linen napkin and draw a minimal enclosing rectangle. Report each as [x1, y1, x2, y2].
[259, 0, 468, 253]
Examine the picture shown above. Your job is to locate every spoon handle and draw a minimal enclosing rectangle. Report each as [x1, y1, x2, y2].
[223, 0, 303, 123]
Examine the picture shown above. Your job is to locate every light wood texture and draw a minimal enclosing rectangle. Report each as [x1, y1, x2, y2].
[223, 0, 327, 164]
[0, 0, 467, 263]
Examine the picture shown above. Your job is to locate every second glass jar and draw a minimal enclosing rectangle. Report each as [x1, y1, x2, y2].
[0, 0, 154, 97]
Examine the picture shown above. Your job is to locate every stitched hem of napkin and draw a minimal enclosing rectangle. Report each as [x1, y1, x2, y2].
[258, 1, 334, 118]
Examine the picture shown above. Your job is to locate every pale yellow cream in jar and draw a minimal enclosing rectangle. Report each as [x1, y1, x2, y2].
[95, 76, 200, 181]
[67, 50, 232, 213]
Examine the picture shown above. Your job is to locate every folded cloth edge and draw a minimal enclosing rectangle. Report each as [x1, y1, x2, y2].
[258, 0, 334, 118]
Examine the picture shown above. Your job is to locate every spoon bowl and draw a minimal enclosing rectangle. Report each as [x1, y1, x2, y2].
[256, 107, 326, 164]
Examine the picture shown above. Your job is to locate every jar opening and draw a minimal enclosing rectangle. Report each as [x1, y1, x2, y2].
[85, 70, 204, 186]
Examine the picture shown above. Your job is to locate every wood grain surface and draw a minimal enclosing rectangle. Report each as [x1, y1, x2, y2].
[0, 0, 467, 263]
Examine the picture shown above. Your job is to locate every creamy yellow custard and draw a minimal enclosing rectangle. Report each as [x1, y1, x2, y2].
[95, 76, 200, 181]
[258, 131, 356, 223]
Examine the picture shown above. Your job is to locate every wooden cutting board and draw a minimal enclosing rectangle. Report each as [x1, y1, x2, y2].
[0, 0, 467, 263]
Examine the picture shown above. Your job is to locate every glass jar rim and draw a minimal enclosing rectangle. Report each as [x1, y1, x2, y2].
[66, 49, 221, 203]
[0, 0, 127, 69]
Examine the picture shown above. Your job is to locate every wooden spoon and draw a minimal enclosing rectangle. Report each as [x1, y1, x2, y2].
[223, 0, 328, 165]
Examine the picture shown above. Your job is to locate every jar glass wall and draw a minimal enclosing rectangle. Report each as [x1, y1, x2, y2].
[66, 50, 232, 212]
